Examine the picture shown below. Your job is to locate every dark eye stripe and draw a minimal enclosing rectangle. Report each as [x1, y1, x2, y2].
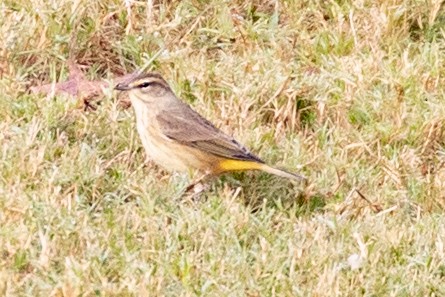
[138, 82, 151, 88]
[133, 79, 171, 91]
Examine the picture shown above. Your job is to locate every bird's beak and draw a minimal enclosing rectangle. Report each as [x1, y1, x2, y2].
[114, 83, 132, 91]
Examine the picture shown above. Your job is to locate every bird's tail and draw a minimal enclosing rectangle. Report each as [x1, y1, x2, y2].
[217, 159, 306, 181]
[258, 163, 306, 181]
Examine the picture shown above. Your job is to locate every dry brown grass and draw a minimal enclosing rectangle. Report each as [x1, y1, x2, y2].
[2, 0, 445, 295]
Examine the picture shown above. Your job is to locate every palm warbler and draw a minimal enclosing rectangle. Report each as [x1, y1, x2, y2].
[115, 72, 305, 188]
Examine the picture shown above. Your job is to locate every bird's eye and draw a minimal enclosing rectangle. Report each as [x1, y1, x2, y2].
[139, 82, 151, 88]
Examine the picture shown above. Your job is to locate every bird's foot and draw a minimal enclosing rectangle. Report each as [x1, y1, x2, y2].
[181, 181, 209, 202]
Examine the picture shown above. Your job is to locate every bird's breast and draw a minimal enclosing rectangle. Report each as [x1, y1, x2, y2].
[133, 108, 217, 173]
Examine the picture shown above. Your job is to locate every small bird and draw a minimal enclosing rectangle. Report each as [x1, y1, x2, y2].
[115, 72, 305, 191]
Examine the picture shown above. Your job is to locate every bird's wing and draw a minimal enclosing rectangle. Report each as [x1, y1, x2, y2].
[156, 104, 264, 163]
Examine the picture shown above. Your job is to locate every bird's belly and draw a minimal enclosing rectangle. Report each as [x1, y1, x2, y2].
[136, 121, 213, 172]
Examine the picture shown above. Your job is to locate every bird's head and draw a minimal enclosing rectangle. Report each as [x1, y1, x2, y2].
[115, 72, 172, 102]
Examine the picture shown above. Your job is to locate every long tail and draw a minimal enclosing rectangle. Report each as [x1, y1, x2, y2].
[218, 160, 306, 181]
[258, 164, 306, 181]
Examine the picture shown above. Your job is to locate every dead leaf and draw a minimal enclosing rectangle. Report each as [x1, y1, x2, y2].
[30, 60, 133, 110]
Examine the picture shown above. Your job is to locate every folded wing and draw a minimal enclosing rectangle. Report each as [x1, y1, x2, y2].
[156, 103, 264, 164]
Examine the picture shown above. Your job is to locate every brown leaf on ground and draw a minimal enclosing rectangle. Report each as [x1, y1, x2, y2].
[30, 60, 134, 110]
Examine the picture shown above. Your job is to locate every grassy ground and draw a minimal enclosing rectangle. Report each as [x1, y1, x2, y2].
[2, 0, 445, 295]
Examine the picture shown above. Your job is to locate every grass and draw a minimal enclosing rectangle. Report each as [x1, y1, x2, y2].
[2, 0, 445, 295]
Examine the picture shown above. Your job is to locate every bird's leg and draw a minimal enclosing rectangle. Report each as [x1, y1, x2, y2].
[184, 172, 212, 194]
